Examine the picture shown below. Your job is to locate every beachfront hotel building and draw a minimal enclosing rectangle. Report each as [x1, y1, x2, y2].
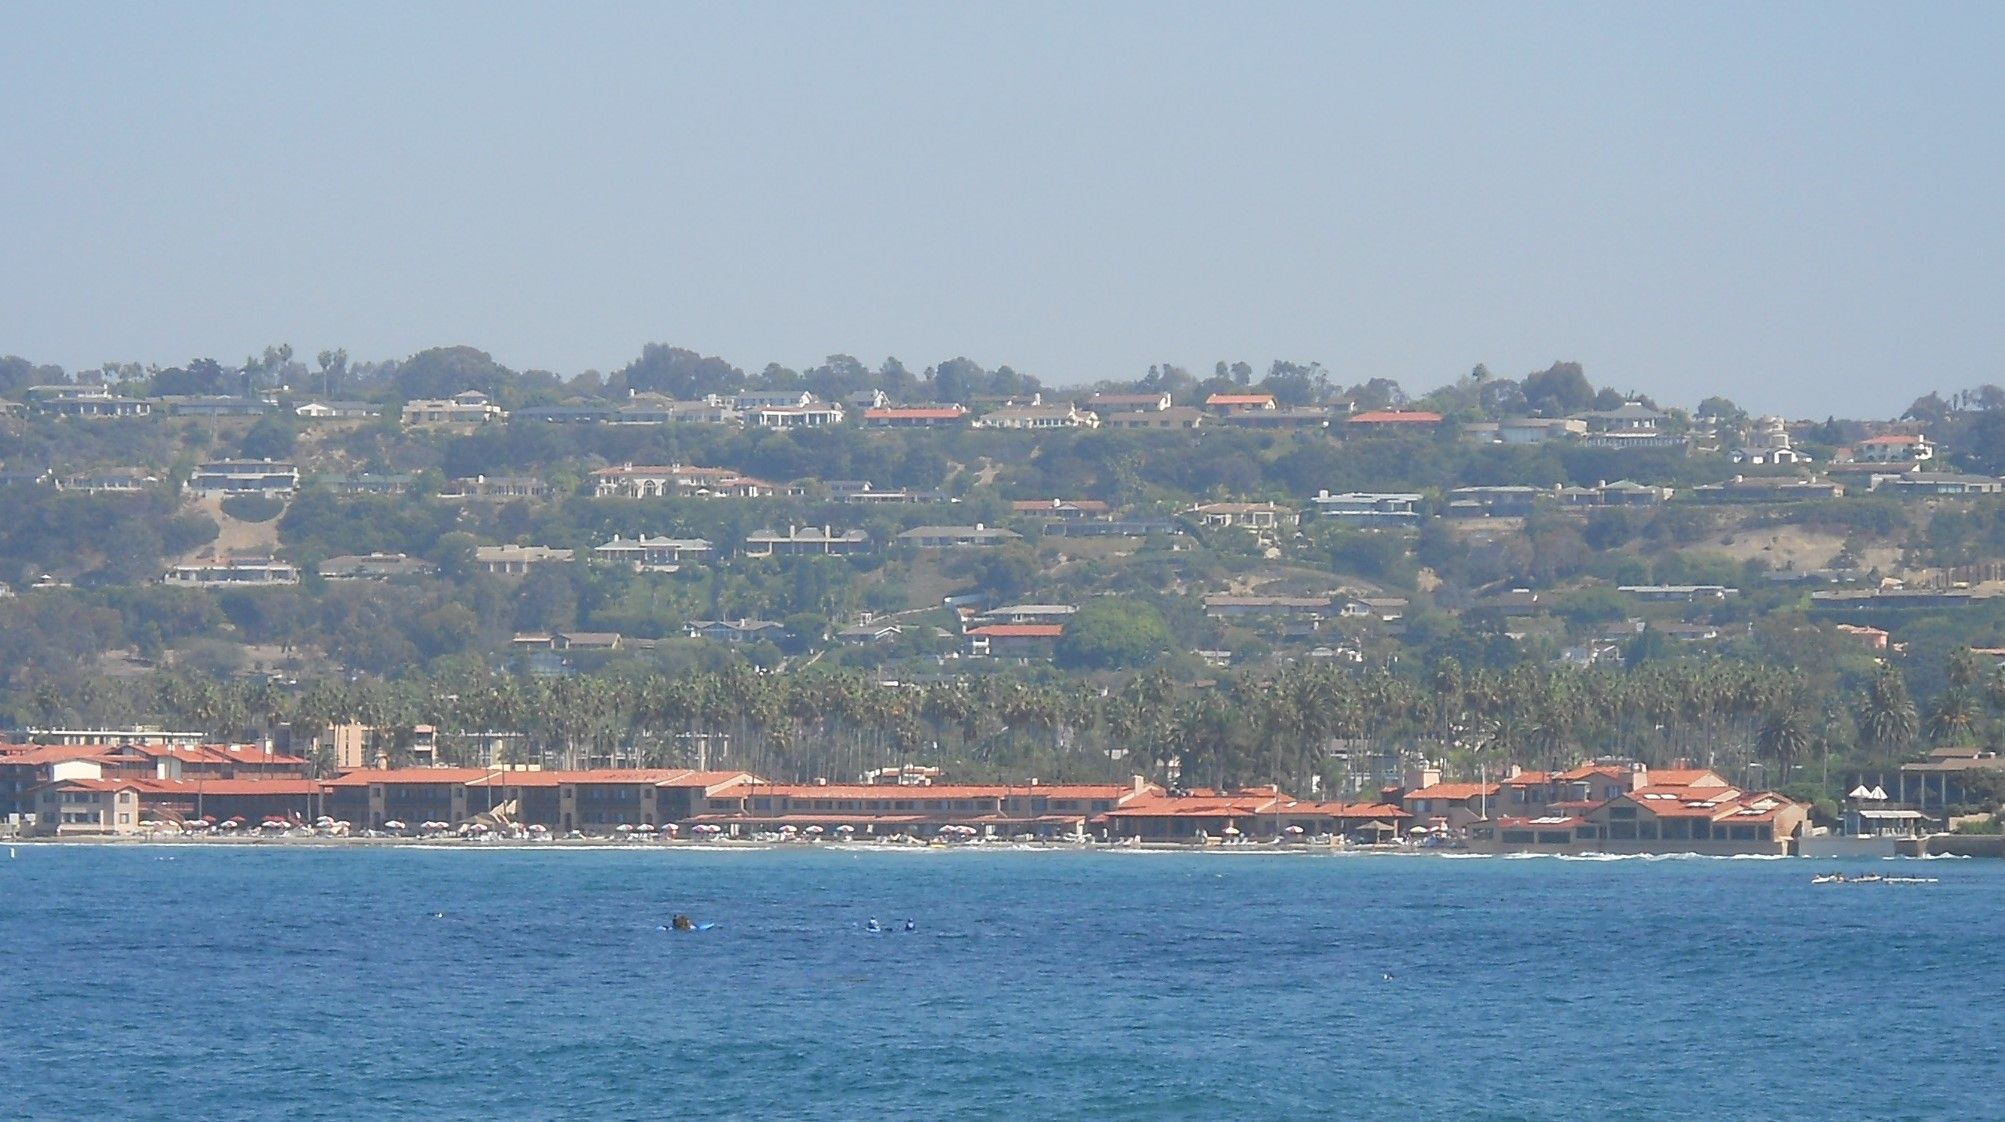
[7, 747, 1809, 854]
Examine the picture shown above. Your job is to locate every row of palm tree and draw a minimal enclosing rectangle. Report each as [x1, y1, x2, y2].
[20, 652, 1995, 798]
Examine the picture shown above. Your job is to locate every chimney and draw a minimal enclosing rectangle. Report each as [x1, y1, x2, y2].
[1132, 775, 1148, 793]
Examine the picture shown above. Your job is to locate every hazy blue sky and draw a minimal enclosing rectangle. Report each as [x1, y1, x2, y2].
[3, 2, 1999, 416]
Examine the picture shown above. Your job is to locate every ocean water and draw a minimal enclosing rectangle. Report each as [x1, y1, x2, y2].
[3, 846, 1997, 1121]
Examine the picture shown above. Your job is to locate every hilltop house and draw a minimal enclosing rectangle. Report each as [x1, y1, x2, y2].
[163, 557, 301, 587]
[1203, 393, 1276, 414]
[973, 403, 1099, 430]
[1187, 502, 1298, 530]
[965, 623, 1063, 659]
[442, 475, 555, 500]
[862, 405, 967, 428]
[593, 535, 713, 571]
[750, 402, 845, 428]
[593, 464, 782, 499]
[1102, 406, 1206, 430]
[1851, 433, 1934, 464]
[474, 545, 573, 575]
[685, 619, 788, 644]
[402, 391, 506, 427]
[897, 525, 1023, 549]
[1346, 410, 1443, 435]
[188, 459, 299, 496]
[1310, 491, 1423, 526]
[742, 525, 872, 557]
[1085, 391, 1173, 413]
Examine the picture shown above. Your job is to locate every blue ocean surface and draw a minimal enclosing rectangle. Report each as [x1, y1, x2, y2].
[2, 846, 1996, 1121]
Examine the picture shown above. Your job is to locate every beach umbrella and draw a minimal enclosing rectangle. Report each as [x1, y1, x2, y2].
[835, 824, 855, 835]
[778, 824, 797, 834]
[635, 824, 656, 834]
[1848, 785, 1874, 800]
[1221, 825, 1241, 836]
[383, 820, 406, 831]
[1408, 825, 1429, 836]
[529, 823, 549, 834]
[662, 824, 678, 836]
[1868, 786, 1889, 801]
[1284, 825, 1305, 835]
[803, 824, 824, 836]
[615, 823, 633, 833]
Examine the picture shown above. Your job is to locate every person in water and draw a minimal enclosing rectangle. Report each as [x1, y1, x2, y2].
[866, 917, 882, 932]
[671, 914, 695, 932]
[904, 919, 915, 932]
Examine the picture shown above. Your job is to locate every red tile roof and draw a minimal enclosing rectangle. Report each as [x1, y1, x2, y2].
[324, 768, 508, 788]
[968, 624, 1065, 638]
[0, 746, 117, 766]
[1404, 783, 1500, 802]
[1645, 768, 1727, 788]
[1349, 410, 1443, 424]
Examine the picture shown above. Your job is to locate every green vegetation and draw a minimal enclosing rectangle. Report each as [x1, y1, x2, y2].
[5, 341, 2005, 808]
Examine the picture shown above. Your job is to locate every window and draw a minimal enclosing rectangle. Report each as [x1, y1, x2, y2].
[118, 814, 131, 824]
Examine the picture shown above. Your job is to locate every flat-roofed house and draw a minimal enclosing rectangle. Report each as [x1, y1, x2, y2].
[1310, 491, 1423, 526]
[897, 525, 1023, 549]
[1187, 502, 1297, 530]
[473, 545, 573, 575]
[1346, 410, 1443, 435]
[164, 557, 301, 587]
[750, 403, 845, 428]
[1102, 406, 1207, 430]
[320, 552, 437, 581]
[189, 459, 299, 496]
[401, 391, 506, 427]
[1203, 393, 1276, 414]
[862, 405, 968, 428]
[742, 525, 872, 557]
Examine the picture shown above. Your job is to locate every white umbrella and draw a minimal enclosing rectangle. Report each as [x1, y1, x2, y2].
[634, 824, 657, 834]
[1848, 785, 1874, 800]
[1868, 786, 1889, 801]
[615, 824, 634, 833]
[803, 825, 824, 835]
[528, 824, 549, 834]
[1221, 825, 1241, 836]
[1284, 825, 1305, 835]
[835, 824, 855, 834]
[383, 820, 406, 831]
[662, 824, 679, 836]
[778, 824, 798, 834]
[1408, 825, 1429, 836]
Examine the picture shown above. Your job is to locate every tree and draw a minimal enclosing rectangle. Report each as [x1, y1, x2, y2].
[390, 346, 515, 402]
[1521, 362, 1595, 416]
[1859, 663, 1918, 749]
[1696, 396, 1748, 426]
[1055, 599, 1172, 671]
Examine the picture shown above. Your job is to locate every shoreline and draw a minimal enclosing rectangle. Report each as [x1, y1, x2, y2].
[1, 834, 1968, 859]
